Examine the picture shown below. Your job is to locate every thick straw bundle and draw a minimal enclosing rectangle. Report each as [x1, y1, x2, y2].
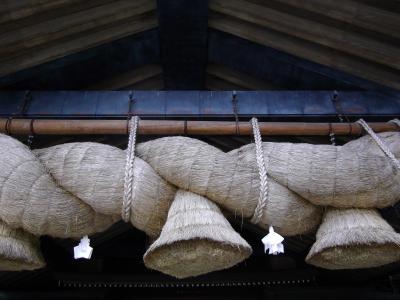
[306, 208, 400, 269]
[144, 190, 252, 278]
[136, 136, 322, 236]
[0, 220, 45, 271]
[0, 135, 114, 238]
[34, 142, 176, 237]
[0, 131, 398, 274]
[236, 132, 400, 208]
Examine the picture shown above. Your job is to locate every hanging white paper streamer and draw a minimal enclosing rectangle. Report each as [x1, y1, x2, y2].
[261, 226, 284, 255]
[73, 235, 93, 259]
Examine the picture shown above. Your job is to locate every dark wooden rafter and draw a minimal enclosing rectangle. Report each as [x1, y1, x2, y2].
[206, 64, 279, 90]
[128, 74, 164, 90]
[1, 0, 398, 92]
[210, 0, 400, 70]
[0, 0, 155, 57]
[0, 29, 161, 89]
[206, 75, 245, 91]
[207, 30, 371, 91]
[0, 0, 158, 78]
[208, 0, 400, 90]
[88, 65, 163, 90]
[0, 0, 84, 24]
[272, 0, 400, 41]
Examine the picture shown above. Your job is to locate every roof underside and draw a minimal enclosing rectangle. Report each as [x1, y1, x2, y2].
[0, 0, 399, 92]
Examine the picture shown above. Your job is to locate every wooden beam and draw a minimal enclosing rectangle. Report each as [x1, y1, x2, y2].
[127, 74, 164, 90]
[0, 11, 158, 77]
[206, 74, 247, 91]
[0, 0, 80, 24]
[208, 12, 400, 90]
[209, 0, 400, 71]
[0, 118, 397, 136]
[207, 30, 376, 90]
[88, 65, 162, 90]
[0, 0, 156, 57]
[272, 0, 400, 41]
[0, 0, 113, 33]
[207, 64, 279, 90]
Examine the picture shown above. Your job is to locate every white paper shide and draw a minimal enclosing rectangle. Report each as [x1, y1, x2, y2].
[74, 235, 93, 259]
[262, 226, 284, 255]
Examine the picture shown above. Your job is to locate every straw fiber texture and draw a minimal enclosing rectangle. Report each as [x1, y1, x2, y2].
[0, 132, 398, 273]
[235, 132, 400, 208]
[0, 134, 114, 238]
[136, 136, 322, 236]
[143, 190, 252, 278]
[306, 208, 400, 269]
[34, 142, 176, 238]
[0, 220, 45, 271]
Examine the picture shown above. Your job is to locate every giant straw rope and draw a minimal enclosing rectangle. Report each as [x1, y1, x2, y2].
[0, 119, 398, 276]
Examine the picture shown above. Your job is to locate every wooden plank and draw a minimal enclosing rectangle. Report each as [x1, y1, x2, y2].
[206, 74, 247, 90]
[89, 65, 163, 90]
[0, 11, 158, 77]
[0, 0, 112, 33]
[208, 12, 400, 90]
[209, 0, 400, 70]
[0, 0, 156, 57]
[0, 0, 77, 23]
[272, 0, 400, 40]
[207, 64, 279, 90]
[127, 74, 164, 90]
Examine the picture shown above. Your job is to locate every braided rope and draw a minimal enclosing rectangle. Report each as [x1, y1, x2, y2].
[250, 117, 269, 224]
[122, 116, 139, 222]
[357, 119, 400, 171]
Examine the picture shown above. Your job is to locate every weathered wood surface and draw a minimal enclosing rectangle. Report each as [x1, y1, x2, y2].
[89, 65, 163, 90]
[0, 0, 157, 77]
[209, 0, 400, 90]
[207, 64, 278, 90]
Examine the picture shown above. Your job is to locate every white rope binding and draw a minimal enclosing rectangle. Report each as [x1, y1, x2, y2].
[357, 118, 400, 171]
[122, 116, 139, 222]
[250, 117, 284, 255]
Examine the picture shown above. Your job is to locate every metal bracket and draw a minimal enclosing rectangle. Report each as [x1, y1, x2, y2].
[331, 90, 350, 123]
[20, 90, 32, 116]
[126, 91, 136, 134]
[231, 91, 240, 135]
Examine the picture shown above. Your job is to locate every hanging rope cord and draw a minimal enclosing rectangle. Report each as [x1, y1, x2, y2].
[122, 116, 139, 222]
[250, 117, 269, 225]
[357, 118, 400, 171]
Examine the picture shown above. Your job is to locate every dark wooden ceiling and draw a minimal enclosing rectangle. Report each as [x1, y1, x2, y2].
[0, 0, 399, 91]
